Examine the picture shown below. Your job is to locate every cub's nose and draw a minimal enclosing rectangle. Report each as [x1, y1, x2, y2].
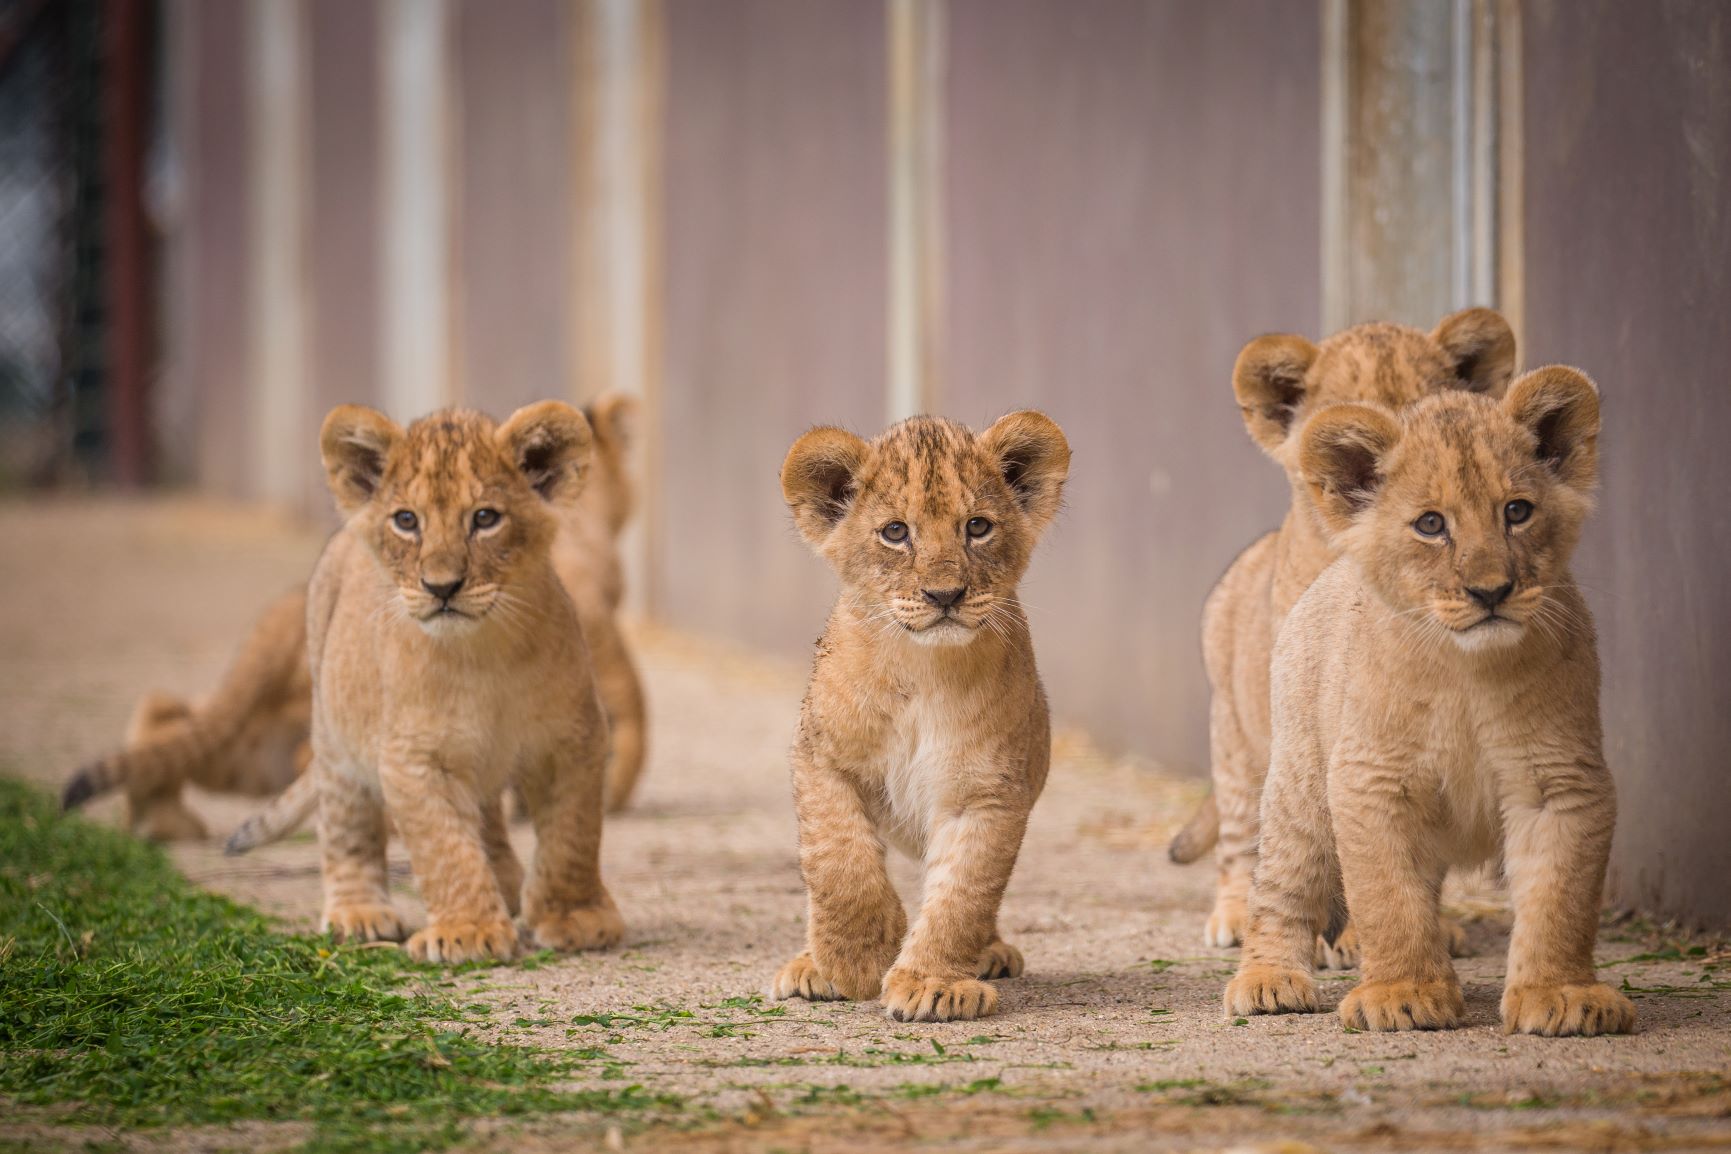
[921, 586, 966, 609]
[422, 577, 465, 602]
[1465, 581, 1514, 610]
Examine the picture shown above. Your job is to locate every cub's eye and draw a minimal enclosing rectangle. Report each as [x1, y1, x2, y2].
[880, 521, 909, 544]
[966, 517, 993, 539]
[392, 510, 418, 533]
[1414, 511, 1446, 537]
[1504, 499, 1533, 525]
[472, 508, 501, 531]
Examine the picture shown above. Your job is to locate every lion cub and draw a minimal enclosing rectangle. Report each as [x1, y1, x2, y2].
[311, 402, 624, 963]
[769, 413, 1070, 1022]
[1170, 308, 1517, 962]
[1225, 368, 1635, 1037]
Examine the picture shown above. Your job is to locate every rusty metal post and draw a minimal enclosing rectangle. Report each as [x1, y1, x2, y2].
[103, 0, 151, 486]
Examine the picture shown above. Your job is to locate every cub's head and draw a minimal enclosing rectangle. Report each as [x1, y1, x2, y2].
[321, 402, 593, 636]
[1234, 307, 1517, 473]
[578, 392, 639, 538]
[781, 413, 1070, 648]
[1300, 366, 1601, 653]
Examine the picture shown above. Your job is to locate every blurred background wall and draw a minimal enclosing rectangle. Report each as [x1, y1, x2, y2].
[0, 0, 1725, 927]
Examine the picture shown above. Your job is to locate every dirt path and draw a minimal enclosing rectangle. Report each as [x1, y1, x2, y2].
[2, 497, 1728, 1153]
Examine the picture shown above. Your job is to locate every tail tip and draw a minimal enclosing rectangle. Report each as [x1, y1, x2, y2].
[61, 772, 97, 812]
[223, 828, 254, 856]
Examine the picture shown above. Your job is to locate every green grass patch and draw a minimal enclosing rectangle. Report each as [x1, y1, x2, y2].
[0, 778, 679, 1151]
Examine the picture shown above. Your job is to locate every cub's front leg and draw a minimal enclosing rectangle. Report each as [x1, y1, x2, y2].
[1499, 761, 1633, 1037]
[880, 801, 1029, 1023]
[770, 758, 906, 1003]
[378, 753, 518, 963]
[318, 763, 405, 944]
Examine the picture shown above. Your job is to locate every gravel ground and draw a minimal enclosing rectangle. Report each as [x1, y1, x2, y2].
[2, 496, 1728, 1153]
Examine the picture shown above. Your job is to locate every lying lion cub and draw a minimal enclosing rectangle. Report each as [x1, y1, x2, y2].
[1225, 368, 1634, 1037]
[769, 413, 1070, 1022]
[311, 402, 624, 963]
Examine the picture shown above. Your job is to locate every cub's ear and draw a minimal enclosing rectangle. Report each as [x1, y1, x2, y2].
[320, 405, 402, 516]
[584, 392, 639, 450]
[1299, 403, 1403, 535]
[498, 401, 594, 503]
[980, 410, 1071, 533]
[1233, 334, 1321, 456]
[1432, 307, 1517, 397]
[781, 427, 868, 547]
[1504, 365, 1600, 493]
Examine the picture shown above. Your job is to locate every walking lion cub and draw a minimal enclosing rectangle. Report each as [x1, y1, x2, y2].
[769, 413, 1070, 1022]
[1224, 368, 1634, 1036]
[310, 402, 623, 963]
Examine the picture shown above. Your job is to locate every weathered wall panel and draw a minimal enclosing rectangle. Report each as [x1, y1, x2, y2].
[658, 0, 888, 652]
[943, 0, 1322, 767]
[1522, 0, 1731, 927]
[305, 0, 381, 515]
[455, 0, 575, 416]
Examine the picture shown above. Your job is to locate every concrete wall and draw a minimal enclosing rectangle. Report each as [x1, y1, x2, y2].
[1521, 0, 1731, 927]
[943, 0, 1320, 766]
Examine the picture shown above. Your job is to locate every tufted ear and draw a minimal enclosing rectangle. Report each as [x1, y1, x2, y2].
[320, 405, 402, 516]
[781, 427, 868, 547]
[497, 401, 593, 503]
[1503, 365, 1600, 494]
[980, 410, 1071, 534]
[1233, 334, 1321, 456]
[1299, 403, 1403, 536]
[1432, 307, 1517, 398]
[584, 392, 639, 451]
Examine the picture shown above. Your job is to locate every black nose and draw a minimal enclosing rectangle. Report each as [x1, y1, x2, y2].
[422, 577, 464, 602]
[1466, 582, 1514, 610]
[921, 586, 966, 609]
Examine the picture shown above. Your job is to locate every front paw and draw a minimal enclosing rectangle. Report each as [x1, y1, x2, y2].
[769, 952, 847, 1001]
[528, 904, 625, 952]
[880, 968, 999, 1022]
[976, 939, 1024, 980]
[1338, 978, 1464, 1031]
[1204, 894, 1247, 949]
[323, 902, 406, 944]
[406, 919, 519, 964]
[1224, 964, 1318, 1016]
[1501, 982, 1635, 1037]
[1315, 922, 1360, 970]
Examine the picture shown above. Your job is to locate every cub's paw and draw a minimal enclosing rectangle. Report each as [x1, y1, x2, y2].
[1338, 978, 1464, 1031]
[1223, 964, 1318, 1016]
[1204, 895, 1246, 949]
[768, 953, 847, 1002]
[1501, 982, 1635, 1037]
[406, 919, 520, 964]
[880, 969, 999, 1022]
[976, 939, 1025, 980]
[528, 905, 625, 953]
[322, 903, 406, 945]
[1443, 916, 1473, 958]
[1315, 923, 1361, 970]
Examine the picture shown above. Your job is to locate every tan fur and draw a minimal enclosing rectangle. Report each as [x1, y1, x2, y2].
[768, 413, 1070, 1023]
[309, 402, 623, 964]
[61, 588, 313, 840]
[1182, 309, 1517, 964]
[1224, 371, 1634, 1037]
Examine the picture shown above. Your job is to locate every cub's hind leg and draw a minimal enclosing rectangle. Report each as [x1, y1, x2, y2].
[518, 730, 624, 953]
[771, 758, 906, 1004]
[123, 693, 209, 842]
[1205, 690, 1262, 949]
[318, 766, 404, 944]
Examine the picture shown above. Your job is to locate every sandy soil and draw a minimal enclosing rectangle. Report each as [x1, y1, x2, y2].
[2, 497, 1727, 1153]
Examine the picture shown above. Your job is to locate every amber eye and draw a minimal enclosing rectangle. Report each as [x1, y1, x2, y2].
[392, 510, 418, 533]
[966, 517, 993, 539]
[880, 521, 909, 544]
[1504, 499, 1533, 526]
[472, 508, 500, 531]
[1414, 511, 1446, 537]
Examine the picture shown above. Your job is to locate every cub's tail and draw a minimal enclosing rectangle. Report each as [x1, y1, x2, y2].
[1167, 791, 1219, 864]
[225, 769, 319, 855]
[62, 589, 308, 813]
